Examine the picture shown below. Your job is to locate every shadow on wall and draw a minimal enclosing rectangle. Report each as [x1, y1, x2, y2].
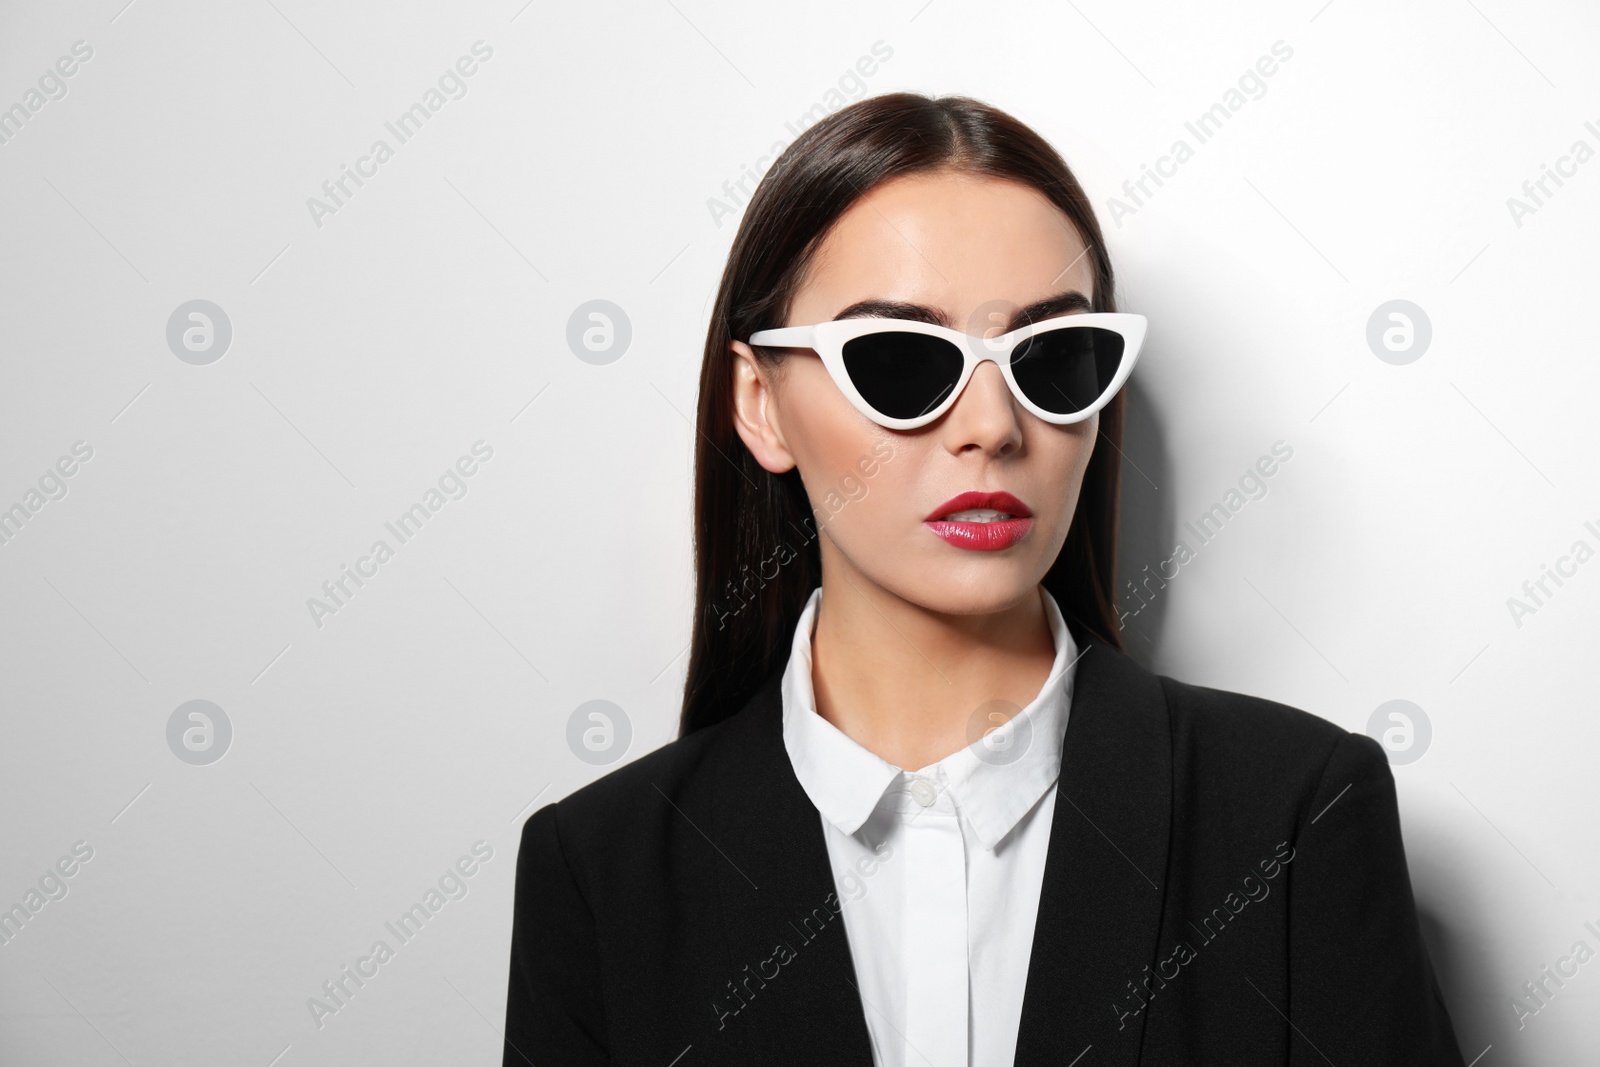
[1418, 902, 1522, 1065]
[1418, 908, 1473, 1060]
[1113, 374, 1490, 1061]
[1112, 377, 1175, 672]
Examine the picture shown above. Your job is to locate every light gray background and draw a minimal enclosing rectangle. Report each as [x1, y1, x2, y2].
[2, 0, 1596, 1063]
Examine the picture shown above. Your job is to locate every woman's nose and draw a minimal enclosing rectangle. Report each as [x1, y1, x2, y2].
[942, 359, 1023, 455]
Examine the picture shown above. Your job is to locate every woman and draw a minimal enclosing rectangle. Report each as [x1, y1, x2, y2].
[503, 92, 1465, 1066]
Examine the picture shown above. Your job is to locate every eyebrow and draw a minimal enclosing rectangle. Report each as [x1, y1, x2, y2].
[830, 289, 1092, 332]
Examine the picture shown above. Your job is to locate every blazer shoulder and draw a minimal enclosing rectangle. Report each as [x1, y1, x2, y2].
[1157, 668, 1346, 747]
[1152, 668, 1376, 799]
[520, 713, 737, 861]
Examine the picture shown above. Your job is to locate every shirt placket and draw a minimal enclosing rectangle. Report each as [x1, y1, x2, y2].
[898, 767, 968, 1067]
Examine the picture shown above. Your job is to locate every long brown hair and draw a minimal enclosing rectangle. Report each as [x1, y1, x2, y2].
[679, 92, 1127, 737]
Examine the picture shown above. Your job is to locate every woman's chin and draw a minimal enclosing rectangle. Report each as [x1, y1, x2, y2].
[876, 566, 1048, 618]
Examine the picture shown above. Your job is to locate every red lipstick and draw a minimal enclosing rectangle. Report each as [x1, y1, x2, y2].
[923, 491, 1034, 552]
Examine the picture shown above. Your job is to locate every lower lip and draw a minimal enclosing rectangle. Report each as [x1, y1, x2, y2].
[923, 517, 1033, 551]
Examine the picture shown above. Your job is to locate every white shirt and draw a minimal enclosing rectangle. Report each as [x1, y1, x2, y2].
[780, 584, 1080, 1067]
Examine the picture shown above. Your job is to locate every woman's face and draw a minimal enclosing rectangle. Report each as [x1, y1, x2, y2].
[729, 169, 1100, 617]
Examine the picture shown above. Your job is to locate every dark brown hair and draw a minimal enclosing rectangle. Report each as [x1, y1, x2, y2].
[679, 91, 1126, 737]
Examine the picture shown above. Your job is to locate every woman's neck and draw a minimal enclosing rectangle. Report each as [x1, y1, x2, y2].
[808, 575, 1057, 772]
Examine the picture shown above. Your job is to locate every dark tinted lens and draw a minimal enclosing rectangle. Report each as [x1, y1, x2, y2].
[841, 331, 965, 421]
[1008, 326, 1125, 414]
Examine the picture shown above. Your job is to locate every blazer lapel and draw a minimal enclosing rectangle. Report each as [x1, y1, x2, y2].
[712, 666, 877, 1065]
[706, 622, 1173, 1067]
[1012, 624, 1173, 1067]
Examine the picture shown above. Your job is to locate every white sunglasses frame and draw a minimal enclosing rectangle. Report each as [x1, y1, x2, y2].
[746, 312, 1148, 431]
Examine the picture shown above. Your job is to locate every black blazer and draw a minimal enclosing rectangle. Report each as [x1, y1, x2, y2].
[503, 619, 1466, 1066]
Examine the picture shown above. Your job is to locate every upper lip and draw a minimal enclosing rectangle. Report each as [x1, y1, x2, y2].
[925, 490, 1033, 521]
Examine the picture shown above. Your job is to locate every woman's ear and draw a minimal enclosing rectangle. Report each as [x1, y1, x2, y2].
[729, 340, 798, 474]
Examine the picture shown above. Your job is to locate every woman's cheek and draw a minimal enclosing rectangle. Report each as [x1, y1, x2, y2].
[804, 438, 918, 556]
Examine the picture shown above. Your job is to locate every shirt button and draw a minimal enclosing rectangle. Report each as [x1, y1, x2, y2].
[908, 777, 938, 807]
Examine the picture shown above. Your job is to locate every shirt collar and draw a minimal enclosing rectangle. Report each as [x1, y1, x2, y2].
[780, 584, 1080, 852]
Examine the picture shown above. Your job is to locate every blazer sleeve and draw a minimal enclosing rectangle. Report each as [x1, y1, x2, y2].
[1287, 731, 1465, 1066]
[503, 802, 610, 1065]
